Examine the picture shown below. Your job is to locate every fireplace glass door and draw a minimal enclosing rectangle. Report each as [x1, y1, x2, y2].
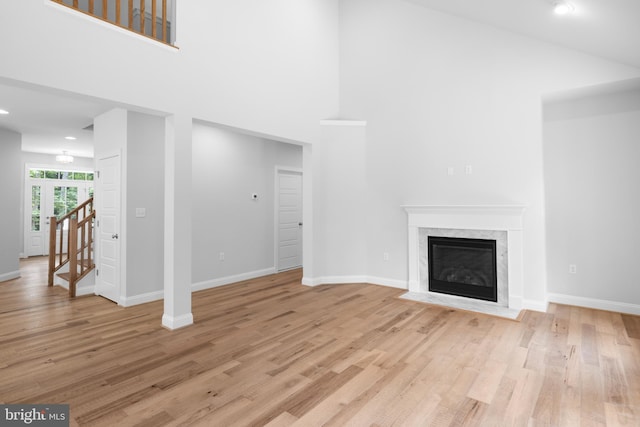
[428, 236, 497, 302]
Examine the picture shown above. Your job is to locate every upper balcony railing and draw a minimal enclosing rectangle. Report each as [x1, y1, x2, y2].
[52, 0, 175, 45]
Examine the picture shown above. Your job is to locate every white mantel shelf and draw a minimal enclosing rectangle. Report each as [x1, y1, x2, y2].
[402, 204, 526, 214]
[402, 204, 526, 231]
[402, 204, 527, 319]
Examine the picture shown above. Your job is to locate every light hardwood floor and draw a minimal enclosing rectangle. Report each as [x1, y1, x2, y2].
[1, 257, 639, 426]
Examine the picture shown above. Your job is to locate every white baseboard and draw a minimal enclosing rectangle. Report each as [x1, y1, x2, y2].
[162, 313, 194, 330]
[192, 267, 277, 292]
[301, 275, 366, 287]
[366, 276, 408, 289]
[521, 298, 549, 313]
[19, 252, 26, 259]
[120, 290, 164, 307]
[301, 275, 407, 290]
[0, 270, 20, 283]
[53, 281, 95, 297]
[548, 293, 640, 316]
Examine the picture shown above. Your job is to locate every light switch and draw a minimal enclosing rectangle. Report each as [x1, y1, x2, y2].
[135, 208, 146, 218]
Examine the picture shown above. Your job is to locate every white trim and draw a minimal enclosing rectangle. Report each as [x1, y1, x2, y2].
[19, 253, 26, 259]
[548, 293, 640, 316]
[192, 267, 277, 292]
[320, 120, 367, 127]
[120, 290, 164, 307]
[0, 270, 20, 282]
[301, 275, 366, 286]
[301, 275, 407, 290]
[521, 298, 549, 313]
[365, 276, 408, 289]
[162, 313, 194, 330]
[274, 167, 303, 272]
[301, 276, 319, 286]
[62, 285, 95, 297]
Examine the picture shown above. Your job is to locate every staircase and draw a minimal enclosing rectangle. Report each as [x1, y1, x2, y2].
[48, 198, 96, 297]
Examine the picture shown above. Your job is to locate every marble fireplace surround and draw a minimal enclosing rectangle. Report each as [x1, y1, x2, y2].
[402, 205, 526, 319]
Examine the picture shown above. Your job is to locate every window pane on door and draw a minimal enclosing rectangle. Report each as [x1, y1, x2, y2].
[31, 185, 41, 231]
[54, 186, 79, 218]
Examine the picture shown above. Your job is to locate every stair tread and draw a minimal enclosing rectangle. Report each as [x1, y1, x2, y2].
[57, 265, 95, 282]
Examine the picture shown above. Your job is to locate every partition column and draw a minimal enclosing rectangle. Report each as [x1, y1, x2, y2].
[162, 114, 193, 329]
[302, 120, 367, 285]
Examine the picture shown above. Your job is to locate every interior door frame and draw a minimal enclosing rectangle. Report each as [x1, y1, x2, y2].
[274, 166, 303, 272]
[94, 151, 123, 304]
[23, 163, 94, 258]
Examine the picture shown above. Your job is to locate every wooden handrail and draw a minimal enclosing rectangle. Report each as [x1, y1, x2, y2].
[48, 197, 95, 298]
[51, 0, 173, 46]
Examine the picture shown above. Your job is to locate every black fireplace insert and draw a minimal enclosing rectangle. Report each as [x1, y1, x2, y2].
[428, 236, 497, 302]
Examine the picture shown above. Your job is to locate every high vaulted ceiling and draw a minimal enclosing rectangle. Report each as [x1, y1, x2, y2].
[1, 0, 640, 158]
[407, 0, 640, 69]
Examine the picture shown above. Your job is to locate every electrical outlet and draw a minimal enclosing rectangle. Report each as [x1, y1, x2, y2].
[383, 252, 389, 262]
[465, 165, 473, 175]
[569, 264, 577, 274]
[219, 252, 225, 261]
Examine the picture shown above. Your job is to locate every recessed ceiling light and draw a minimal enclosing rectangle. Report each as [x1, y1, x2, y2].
[554, 1, 574, 15]
[65, 136, 77, 140]
[0, 109, 9, 115]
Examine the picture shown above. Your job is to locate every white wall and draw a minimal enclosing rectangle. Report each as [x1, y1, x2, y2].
[0, 0, 339, 145]
[305, 122, 368, 284]
[544, 89, 640, 313]
[191, 123, 302, 287]
[0, 129, 22, 282]
[93, 109, 167, 303]
[331, 0, 640, 308]
[126, 112, 165, 299]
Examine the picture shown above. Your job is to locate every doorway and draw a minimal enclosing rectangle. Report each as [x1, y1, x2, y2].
[276, 168, 303, 271]
[25, 168, 94, 257]
[94, 153, 121, 304]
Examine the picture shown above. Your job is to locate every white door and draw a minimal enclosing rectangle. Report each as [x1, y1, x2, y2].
[95, 154, 121, 303]
[26, 183, 45, 257]
[46, 182, 82, 256]
[277, 171, 302, 271]
[26, 181, 86, 257]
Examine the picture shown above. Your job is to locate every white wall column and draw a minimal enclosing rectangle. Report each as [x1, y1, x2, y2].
[163, 114, 193, 329]
[302, 120, 367, 285]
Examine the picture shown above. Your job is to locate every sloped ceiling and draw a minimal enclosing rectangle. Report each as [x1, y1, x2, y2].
[406, 0, 640, 69]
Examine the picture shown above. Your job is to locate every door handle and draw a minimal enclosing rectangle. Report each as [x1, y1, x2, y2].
[112, 234, 119, 239]
[298, 222, 303, 226]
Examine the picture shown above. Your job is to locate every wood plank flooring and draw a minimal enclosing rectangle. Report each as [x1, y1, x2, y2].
[1, 257, 639, 426]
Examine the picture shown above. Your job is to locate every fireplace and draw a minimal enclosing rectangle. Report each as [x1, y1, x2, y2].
[428, 236, 497, 302]
[402, 204, 526, 318]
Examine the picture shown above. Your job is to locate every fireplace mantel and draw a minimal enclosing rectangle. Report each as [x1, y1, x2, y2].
[402, 204, 526, 318]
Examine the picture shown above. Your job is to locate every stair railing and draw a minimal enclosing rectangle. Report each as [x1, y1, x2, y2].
[51, 0, 173, 45]
[48, 197, 96, 297]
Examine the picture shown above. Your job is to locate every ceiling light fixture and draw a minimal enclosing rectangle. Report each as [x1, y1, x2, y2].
[0, 109, 9, 115]
[56, 151, 74, 164]
[65, 136, 77, 140]
[553, 1, 574, 15]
